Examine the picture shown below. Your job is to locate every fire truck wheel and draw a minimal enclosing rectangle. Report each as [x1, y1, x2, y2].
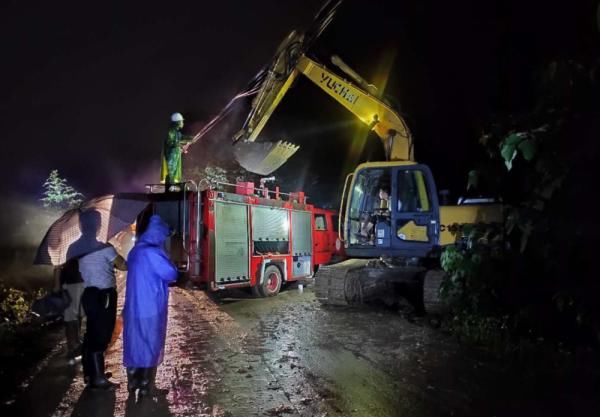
[251, 285, 262, 298]
[259, 265, 282, 297]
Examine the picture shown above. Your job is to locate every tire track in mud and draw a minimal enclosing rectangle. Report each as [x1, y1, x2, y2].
[212, 315, 328, 417]
[217, 289, 488, 417]
[275, 298, 469, 417]
[245, 299, 343, 417]
[161, 288, 330, 417]
[156, 287, 224, 417]
[211, 292, 334, 417]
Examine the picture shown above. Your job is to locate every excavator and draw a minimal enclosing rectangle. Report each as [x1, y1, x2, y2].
[196, 1, 502, 311]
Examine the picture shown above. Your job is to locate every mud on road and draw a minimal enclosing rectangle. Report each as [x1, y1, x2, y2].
[3, 281, 599, 417]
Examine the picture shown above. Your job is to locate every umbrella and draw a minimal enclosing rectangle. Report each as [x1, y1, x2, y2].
[34, 193, 149, 266]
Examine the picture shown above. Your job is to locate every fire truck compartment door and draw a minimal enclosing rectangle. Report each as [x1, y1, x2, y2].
[215, 202, 249, 284]
[291, 211, 312, 256]
[291, 211, 312, 278]
[251, 206, 289, 242]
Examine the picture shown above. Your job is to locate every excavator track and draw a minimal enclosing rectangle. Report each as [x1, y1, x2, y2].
[314, 259, 427, 307]
[314, 259, 370, 306]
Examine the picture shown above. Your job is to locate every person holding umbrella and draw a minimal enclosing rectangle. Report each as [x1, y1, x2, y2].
[73, 210, 127, 390]
[123, 214, 177, 397]
[34, 195, 150, 389]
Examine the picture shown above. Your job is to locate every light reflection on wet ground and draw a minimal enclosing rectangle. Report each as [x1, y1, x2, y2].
[4, 281, 600, 417]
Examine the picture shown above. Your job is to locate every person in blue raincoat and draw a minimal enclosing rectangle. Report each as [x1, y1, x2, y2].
[123, 214, 177, 396]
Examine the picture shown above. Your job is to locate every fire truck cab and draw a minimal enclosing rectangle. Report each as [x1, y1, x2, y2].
[312, 207, 343, 270]
[137, 181, 339, 297]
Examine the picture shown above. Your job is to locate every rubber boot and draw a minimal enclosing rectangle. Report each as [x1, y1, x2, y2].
[64, 321, 82, 363]
[138, 367, 157, 397]
[82, 347, 111, 385]
[82, 346, 91, 385]
[89, 352, 117, 390]
[126, 367, 140, 393]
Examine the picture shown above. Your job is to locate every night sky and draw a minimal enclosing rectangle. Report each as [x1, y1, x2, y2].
[2, 0, 597, 205]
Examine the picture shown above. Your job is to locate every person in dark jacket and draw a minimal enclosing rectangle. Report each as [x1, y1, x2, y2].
[123, 214, 177, 396]
[54, 259, 85, 364]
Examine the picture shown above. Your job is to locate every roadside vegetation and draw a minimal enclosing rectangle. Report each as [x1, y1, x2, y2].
[440, 58, 600, 364]
[0, 170, 83, 404]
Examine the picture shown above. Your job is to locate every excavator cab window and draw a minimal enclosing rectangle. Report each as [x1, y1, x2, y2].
[344, 164, 440, 257]
[396, 170, 431, 213]
[348, 168, 391, 245]
[392, 166, 439, 246]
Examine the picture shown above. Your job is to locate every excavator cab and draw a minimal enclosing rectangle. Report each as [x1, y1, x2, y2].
[343, 162, 440, 260]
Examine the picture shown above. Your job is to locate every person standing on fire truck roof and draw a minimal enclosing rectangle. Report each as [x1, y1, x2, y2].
[160, 112, 192, 186]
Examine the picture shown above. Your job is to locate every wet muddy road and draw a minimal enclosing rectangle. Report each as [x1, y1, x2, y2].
[4, 282, 598, 417]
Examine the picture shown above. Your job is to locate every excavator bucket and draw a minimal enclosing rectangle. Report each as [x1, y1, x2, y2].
[234, 140, 300, 175]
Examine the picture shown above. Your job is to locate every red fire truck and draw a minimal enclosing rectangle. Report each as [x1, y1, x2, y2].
[137, 181, 341, 297]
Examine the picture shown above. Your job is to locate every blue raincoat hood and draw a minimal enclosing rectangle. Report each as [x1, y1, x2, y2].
[138, 215, 170, 246]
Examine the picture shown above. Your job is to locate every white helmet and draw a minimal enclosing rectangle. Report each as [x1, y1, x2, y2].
[170, 112, 184, 122]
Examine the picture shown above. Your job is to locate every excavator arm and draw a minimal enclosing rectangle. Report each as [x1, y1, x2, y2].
[234, 31, 414, 174]
[296, 55, 413, 161]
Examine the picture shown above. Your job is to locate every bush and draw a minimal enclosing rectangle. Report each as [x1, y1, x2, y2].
[439, 58, 600, 353]
[0, 285, 46, 325]
[440, 227, 512, 348]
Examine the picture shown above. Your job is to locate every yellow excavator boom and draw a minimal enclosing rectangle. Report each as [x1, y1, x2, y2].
[234, 31, 414, 173]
